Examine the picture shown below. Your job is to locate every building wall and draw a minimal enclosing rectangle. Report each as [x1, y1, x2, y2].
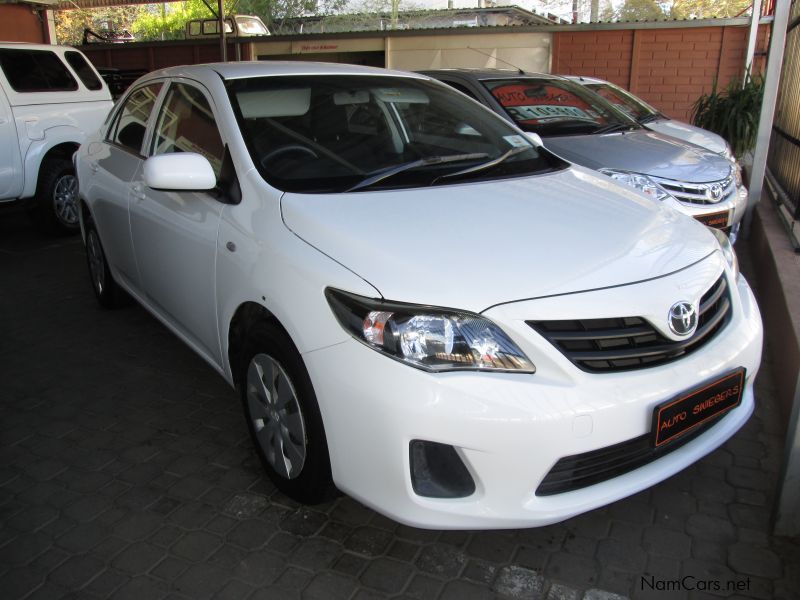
[0, 4, 47, 44]
[386, 32, 551, 73]
[553, 24, 770, 122]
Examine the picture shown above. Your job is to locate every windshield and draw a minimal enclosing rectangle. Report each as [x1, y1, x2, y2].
[482, 78, 639, 137]
[228, 75, 565, 193]
[586, 82, 659, 121]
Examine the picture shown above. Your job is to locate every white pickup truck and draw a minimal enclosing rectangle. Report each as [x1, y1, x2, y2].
[0, 43, 113, 233]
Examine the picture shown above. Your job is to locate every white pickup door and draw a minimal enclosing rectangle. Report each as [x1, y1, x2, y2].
[0, 84, 23, 200]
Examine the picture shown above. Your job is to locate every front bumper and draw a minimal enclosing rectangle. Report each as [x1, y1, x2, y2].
[664, 183, 748, 237]
[304, 262, 762, 530]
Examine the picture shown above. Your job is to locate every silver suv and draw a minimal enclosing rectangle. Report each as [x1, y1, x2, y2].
[421, 69, 747, 240]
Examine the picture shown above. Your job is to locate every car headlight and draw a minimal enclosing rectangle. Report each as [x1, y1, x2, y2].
[721, 143, 734, 162]
[709, 227, 739, 280]
[599, 169, 671, 202]
[732, 161, 743, 187]
[326, 288, 535, 373]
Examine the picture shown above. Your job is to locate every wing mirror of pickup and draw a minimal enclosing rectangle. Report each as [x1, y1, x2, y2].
[143, 153, 217, 191]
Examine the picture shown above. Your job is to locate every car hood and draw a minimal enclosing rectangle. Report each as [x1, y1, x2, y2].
[645, 118, 729, 156]
[281, 167, 718, 312]
[543, 129, 732, 183]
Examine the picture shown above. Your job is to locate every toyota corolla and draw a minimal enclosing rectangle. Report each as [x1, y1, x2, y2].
[75, 62, 762, 529]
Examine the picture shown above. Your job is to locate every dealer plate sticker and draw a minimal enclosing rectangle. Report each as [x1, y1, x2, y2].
[651, 368, 745, 448]
[694, 210, 730, 229]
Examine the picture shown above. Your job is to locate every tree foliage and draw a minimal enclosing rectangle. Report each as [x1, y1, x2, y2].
[670, 0, 752, 19]
[55, 6, 145, 46]
[616, 0, 668, 21]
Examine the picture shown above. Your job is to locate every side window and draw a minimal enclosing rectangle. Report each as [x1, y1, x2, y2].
[110, 82, 163, 154]
[64, 51, 103, 91]
[0, 49, 78, 93]
[445, 81, 479, 101]
[151, 83, 224, 178]
[188, 22, 201, 36]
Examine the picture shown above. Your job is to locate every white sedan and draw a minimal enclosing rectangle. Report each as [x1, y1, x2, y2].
[75, 62, 762, 530]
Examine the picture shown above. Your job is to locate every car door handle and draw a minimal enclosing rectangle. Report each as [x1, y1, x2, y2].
[89, 161, 99, 174]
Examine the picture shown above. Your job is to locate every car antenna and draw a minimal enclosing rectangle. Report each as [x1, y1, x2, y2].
[467, 47, 525, 75]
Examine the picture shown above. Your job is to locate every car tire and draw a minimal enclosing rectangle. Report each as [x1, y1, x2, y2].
[85, 221, 123, 309]
[34, 158, 81, 235]
[240, 321, 334, 504]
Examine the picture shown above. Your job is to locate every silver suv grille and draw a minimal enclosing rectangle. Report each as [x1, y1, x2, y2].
[655, 174, 736, 205]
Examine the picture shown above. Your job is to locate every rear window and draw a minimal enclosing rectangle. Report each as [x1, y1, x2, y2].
[64, 51, 103, 91]
[0, 49, 78, 93]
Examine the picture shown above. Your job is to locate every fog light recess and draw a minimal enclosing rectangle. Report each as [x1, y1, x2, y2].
[409, 440, 476, 498]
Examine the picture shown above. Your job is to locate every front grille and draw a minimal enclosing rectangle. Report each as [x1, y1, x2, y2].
[528, 275, 731, 373]
[655, 174, 736, 205]
[536, 413, 724, 496]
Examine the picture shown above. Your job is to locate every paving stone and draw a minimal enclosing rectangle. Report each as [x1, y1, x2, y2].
[110, 575, 168, 600]
[212, 579, 253, 600]
[415, 544, 467, 578]
[642, 527, 692, 559]
[728, 544, 782, 579]
[387, 539, 420, 562]
[171, 530, 223, 562]
[361, 557, 414, 593]
[463, 559, 498, 584]
[83, 568, 129, 597]
[547, 552, 599, 588]
[465, 532, 517, 563]
[440, 579, 494, 600]
[280, 508, 328, 537]
[7, 505, 58, 531]
[493, 564, 545, 599]
[0, 565, 47, 600]
[111, 541, 166, 574]
[728, 504, 770, 530]
[404, 573, 444, 599]
[564, 534, 598, 558]
[685, 514, 737, 544]
[344, 526, 394, 557]
[226, 518, 274, 550]
[56, 522, 110, 553]
[112, 512, 163, 541]
[582, 590, 629, 600]
[726, 467, 771, 492]
[232, 550, 286, 585]
[304, 571, 358, 600]
[596, 539, 647, 573]
[546, 582, 581, 600]
[223, 494, 269, 519]
[290, 537, 342, 570]
[274, 566, 313, 592]
[173, 563, 231, 599]
[0, 531, 51, 565]
[333, 552, 369, 576]
[266, 531, 301, 554]
[48, 554, 106, 589]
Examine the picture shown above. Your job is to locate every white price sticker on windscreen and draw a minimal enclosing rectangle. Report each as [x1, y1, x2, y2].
[503, 135, 531, 148]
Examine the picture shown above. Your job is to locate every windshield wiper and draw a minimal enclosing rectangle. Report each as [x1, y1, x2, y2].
[433, 146, 530, 184]
[346, 153, 488, 192]
[638, 112, 665, 125]
[593, 122, 636, 135]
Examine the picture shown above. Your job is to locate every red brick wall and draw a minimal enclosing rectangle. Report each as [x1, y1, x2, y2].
[0, 4, 46, 44]
[553, 24, 770, 122]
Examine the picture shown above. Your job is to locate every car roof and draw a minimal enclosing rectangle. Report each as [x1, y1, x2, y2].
[0, 42, 85, 53]
[421, 68, 569, 82]
[140, 61, 429, 82]
[563, 75, 609, 85]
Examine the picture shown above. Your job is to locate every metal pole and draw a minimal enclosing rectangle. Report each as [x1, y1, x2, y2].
[744, 0, 763, 81]
[742, 0, 791, 238]
[218, 0, 226, 62]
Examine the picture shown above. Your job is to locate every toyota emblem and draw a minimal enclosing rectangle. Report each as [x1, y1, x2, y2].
[707, 183, 723, 202]
[668, 302, 697, 336]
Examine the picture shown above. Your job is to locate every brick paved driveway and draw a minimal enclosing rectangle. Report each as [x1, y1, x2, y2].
[1, 212, 798, 600]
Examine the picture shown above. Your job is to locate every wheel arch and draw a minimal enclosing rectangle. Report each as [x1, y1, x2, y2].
[227, 301, 297, 386]
[22, 134, 83, 199]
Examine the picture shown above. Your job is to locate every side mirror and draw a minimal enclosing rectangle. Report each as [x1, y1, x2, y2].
[524, 132, 544, 147]
[143, 153, 216, 191]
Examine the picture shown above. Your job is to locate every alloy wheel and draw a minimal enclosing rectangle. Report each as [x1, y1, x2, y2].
[53, 174, 79, 226]
[246, 353, 307, 479]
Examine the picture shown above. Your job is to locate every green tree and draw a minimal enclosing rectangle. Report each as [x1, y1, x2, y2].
[55, 6, 145, 46]
[617, 0, 668, 21]
[670, 0, 751, 19]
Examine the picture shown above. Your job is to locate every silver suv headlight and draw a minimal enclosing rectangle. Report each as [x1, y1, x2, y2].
[599, 169, 672, 202]
[326, 289, 535, 373]
[709, 227, 739, 280]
